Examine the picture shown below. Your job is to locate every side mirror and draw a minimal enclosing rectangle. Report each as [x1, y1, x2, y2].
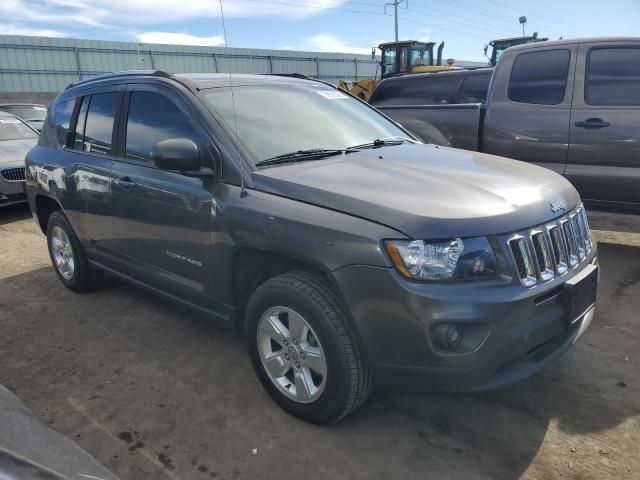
[151, 138, 201, 172]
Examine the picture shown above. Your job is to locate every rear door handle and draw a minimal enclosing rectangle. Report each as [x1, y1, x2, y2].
[574, 118, 610, 129]
[114, 176, 136, 190]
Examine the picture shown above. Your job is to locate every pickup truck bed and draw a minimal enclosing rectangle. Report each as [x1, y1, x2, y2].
[377, 103, 485, 152]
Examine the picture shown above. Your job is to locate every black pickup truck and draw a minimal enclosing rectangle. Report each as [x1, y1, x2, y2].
[370, 37, 640, 210]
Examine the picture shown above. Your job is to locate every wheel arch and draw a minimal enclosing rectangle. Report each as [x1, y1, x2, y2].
[34, 195, 63, 234]
[231, 247, 341, 331]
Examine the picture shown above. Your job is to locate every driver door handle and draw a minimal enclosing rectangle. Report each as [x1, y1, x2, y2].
[574, 118, 610, 129]
[115, 177, 137, 190]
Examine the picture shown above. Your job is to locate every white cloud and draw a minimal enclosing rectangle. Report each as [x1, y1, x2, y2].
[0, 0, 348, 31]
[136, 32, 225, 47]
[0, 24, 69, 37]
[306, 33, 373, 55]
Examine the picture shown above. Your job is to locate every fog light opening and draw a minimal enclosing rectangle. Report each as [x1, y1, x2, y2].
[433, 323, 463, 351]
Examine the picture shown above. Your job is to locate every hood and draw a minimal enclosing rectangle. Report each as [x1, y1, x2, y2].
[251, 143, 580, 239]
[0, 138, 37, 166]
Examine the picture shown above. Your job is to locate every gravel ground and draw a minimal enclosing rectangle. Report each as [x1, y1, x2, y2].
[0, 204, 638, 480]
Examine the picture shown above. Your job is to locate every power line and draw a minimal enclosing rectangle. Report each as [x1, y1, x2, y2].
[241, 0, 388, 16]
[407, 4, 513, 38]
[485, 0, 601, 35]
[399, 15, 495, 42]
[436, 0, 568, 37]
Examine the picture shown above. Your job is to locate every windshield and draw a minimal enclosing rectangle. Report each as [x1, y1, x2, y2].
[202, 84, 410, 164]
[1, 105, 47, 122]
[0, 117, 38, 141]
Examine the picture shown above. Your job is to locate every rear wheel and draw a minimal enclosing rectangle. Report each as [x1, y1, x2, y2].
[246, 271, 373, 424]
[46, 211, 104, 293]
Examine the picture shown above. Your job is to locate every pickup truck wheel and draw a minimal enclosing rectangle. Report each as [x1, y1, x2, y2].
[46, 211, 104, 293]
[246, 271, 373, 424]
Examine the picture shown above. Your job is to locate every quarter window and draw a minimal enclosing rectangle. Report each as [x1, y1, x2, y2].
[72, 96, 89, 151]
[586, 48, 640, 106]
[54, 99, 75, 147]
[83, 93, 118, 155]
[508, 49, 570, 105]
[125, 91, 200, 163]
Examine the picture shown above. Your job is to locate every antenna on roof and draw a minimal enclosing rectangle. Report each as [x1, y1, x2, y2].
[218, 0, 246, 196]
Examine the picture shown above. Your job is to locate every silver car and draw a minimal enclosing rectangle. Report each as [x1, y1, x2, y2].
[0, 111, 38, 207]
[0, 103, 48, 132]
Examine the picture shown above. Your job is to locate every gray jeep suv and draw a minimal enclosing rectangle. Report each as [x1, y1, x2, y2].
[25, 71, 598, 424]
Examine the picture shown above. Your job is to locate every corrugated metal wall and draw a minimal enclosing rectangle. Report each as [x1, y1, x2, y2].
[0, 35, 381, 94]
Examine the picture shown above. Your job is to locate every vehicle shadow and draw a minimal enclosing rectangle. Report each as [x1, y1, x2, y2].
[0, 203, 31, 226]
[0, 243, 636, 480]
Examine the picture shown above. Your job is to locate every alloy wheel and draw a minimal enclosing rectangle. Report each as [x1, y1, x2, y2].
[51, 226, 75, 280]
[257, 306, 327, 404]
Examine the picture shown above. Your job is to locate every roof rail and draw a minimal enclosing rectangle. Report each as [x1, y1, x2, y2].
[65, 70, 173, 91]
[263, 73, 315, 80]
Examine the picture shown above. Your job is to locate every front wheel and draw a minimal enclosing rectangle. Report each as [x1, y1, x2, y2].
[246, 271, 373, 424]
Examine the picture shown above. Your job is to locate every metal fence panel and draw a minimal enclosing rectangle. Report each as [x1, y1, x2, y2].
[0, 34, 483, 94]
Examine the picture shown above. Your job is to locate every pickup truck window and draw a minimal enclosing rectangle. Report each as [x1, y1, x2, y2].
[508, 49, 570, 105]
[203, 84, 407, 164]
[125, 91, 201, 162]
[586, 47, 640, 106]
[458, 73, 492, 104]
[54, 99, 75, 147]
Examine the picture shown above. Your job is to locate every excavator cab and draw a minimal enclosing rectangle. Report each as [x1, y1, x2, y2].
[379, 40, 452, 79]
[485, 34, 548, 66]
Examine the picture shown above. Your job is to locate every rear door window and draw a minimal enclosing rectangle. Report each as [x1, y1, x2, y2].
[508, 49, 570, 105]
[82, 92, 118, 155]
[457, 73, 492, 104]
[125, 91, 201, 163]
[586, 47, 640, 105]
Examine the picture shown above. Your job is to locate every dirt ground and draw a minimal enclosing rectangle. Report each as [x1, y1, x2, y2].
[0, 203, 638, 480]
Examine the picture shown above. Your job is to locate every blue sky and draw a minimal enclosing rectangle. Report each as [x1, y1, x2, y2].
[2, 0, 639, 61]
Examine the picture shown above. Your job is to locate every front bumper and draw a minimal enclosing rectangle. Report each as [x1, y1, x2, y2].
[0, 176, 26, 207]
[332, 249, 597, 392]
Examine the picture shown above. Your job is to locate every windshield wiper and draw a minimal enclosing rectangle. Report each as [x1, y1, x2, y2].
[347, 136, 418, 150]
[255, 148, 355, 167]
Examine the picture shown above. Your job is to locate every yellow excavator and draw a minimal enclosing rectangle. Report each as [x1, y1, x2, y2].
[339, 40, 458, 101]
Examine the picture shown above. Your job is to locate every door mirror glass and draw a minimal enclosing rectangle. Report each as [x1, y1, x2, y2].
[151, 138, 201, 171]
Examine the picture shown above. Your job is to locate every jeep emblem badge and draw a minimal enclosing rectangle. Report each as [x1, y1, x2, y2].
[550, 200, 567, 213]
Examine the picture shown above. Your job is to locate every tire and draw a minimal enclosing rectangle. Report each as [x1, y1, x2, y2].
[246, 271, 373, 424]
[46, 211, 104, 293]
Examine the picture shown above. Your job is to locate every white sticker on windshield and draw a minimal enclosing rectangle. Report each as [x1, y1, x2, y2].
[34, 106, 47, 111]
[0, 119, 21, 124]
[317, 90, 348, 99]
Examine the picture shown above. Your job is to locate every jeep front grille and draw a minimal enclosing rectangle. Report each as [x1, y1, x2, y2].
[507, 205, 593, 287]
[1, 167, 25, 182]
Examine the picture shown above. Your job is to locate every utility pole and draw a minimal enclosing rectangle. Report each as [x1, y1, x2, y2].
[385, 0, 407, 42]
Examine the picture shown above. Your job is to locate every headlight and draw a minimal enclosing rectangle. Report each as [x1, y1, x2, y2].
[384, 237, 497, 281]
